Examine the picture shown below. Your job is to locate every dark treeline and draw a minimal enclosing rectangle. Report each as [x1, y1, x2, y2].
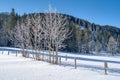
[0, 9, 120, 54]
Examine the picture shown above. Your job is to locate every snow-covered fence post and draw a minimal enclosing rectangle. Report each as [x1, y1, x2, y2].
[59, 57, 61, 65]
[74, 58, 77, 69]
[104, 62, 108, 75]
[65, 54, 67, 61]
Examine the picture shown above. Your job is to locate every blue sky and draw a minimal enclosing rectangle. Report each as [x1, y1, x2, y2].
[0, 0, 120, 28]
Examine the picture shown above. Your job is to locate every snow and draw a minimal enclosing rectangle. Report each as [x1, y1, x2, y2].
[0, 47, 120, 80]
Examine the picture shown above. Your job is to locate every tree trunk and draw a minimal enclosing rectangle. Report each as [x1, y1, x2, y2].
[52, 50, 54, 63]
[55, 46, 58, 64]
[49, 50, 51, 63]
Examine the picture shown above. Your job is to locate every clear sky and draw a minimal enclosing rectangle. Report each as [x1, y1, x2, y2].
[0, 0, 120, 28]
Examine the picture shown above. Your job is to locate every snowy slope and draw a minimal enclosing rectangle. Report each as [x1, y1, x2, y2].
[0, 48, 120, 80]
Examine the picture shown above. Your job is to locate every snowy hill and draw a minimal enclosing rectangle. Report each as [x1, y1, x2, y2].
[0, 47, 120, 80]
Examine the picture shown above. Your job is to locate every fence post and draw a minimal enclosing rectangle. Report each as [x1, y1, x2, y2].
[59, 57, 61, 65]
[104, 62, 108, 75]
[28, 53, 29, 58]
[2, 51, 3, 55]
[39, 53, 41, 60]
[44, 56, 46, 61]
[45, 56, 47, 61]
[16, 51, 17, 57]
[65, 54, 67, 61]
[47, 55, 49, 62]
[33, 54, 34, 59]
[74, 58, 77, 69]
[35, 54, 37, 60]
[49, 53, 51, 63]
[42, 53, 44, 61]
[8, 51, 9, 55]
[37, 53, 40, 61]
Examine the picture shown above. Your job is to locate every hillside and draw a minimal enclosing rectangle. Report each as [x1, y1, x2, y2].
[61, 13, 120, 53]
[0, 10, 120, 54]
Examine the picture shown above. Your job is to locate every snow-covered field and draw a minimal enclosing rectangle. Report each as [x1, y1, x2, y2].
[0, 47, 120, 80]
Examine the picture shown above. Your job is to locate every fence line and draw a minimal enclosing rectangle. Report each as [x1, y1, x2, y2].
[1, 48, 120, 75]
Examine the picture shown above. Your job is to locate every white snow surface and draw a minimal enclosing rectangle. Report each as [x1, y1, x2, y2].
[0, 47, 120, 80]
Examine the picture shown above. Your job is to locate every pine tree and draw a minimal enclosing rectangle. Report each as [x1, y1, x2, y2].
[8, 8, 17, 29]
[7, 8, 18, 46]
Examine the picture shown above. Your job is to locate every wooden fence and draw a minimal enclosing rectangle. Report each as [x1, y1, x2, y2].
[0, 48, 116, 75]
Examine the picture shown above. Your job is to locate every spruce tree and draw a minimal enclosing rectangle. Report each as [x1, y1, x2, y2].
[7, 8, 18, 46]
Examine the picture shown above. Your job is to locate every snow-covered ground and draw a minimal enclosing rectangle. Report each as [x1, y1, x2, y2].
[0, 47, 120, 80]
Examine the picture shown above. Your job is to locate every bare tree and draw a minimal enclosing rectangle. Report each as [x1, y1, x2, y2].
[95, 41, 101, 52]
[88, 39, 96, 54]
[107, 36, 117, 55]
[43, 5, 72, 64]
[10, 5, 72, 64]
[12, 13, 43, 58]
[13, 20, 23, 48]
[76, 29, 82, 53]
[29, 13, 43, 60]
[12, 15, 31, 57]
